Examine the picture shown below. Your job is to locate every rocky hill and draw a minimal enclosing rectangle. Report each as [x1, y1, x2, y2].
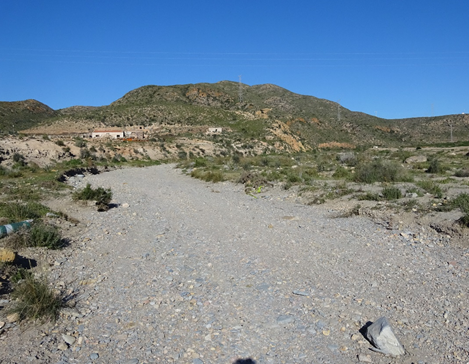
[2, 81, 469, 148]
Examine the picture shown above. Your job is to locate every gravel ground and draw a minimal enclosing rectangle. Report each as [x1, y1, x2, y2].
[1, 164, 468, 364]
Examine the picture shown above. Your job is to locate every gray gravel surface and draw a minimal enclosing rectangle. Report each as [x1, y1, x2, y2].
[1, 164, 468, 364]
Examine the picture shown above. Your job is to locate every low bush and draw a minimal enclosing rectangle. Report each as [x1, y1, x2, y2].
[354, 159, 410, 183]
[0, 202, 50, 223]
[8, 273, 62, 322]
[357, 192, 380, 201]
[190, 169, 224, 183]
[332, 166, 351, 179]
[382, 186, 402, 200]
[426, 158, 445, 174]
[73, 183, 112, 210]
[454, 169, 469, 177]
[416, 180, 443, 198]
[3, 222, 62, 250]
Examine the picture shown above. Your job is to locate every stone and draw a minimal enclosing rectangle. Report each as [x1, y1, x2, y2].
[90, 353, 99, 360]
[6, 313, 19, 323]
[292, 290, 309, 296]
[122, 203, 130, 208]
[277, 315, 294, 324]
[365, 317, 405, 356]
[58, 342, 69, 351]
[62, 334, 76, 345]
[358, 354, 372, 362]
[0, 249, 16, 263]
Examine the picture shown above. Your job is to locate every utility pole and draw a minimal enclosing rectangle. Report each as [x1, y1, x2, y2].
[238, 75, 243, 103]
[337, 100, 341, 121]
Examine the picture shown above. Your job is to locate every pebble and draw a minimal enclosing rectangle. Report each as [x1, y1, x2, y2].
[62, 334, 76, 345]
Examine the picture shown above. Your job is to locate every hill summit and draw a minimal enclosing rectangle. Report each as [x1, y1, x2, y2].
[2, 81, 469, 148]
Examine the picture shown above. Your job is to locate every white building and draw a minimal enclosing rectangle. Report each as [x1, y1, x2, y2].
[91, 129, 124, 139]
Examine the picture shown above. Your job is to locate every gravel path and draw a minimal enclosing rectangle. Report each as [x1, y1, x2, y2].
[1, 164, 468, 364]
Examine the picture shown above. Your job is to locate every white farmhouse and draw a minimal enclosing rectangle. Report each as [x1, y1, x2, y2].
[91, 129, 124, 139]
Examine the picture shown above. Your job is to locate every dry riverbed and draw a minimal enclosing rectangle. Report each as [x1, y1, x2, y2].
[0, 164, 468, 364]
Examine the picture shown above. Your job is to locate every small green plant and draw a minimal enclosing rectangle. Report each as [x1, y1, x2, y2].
[382, 186, 402, 200]
[73, 183, 112, 210]
[194, 158, 207, 167]
[357, 192, 380, 201]
[354, 159, 410, 183]
[74, 138, 87, 148]
[454, 169, 469, 177]
[416, 180, 443, 198]
[332, 166, 350, 179]
[55, 140, 65, 147]
[426, 158, 445, 174]
[28, 223, 62, 249]
[0, 202, 50, 222]
[12, 153, 26, 166]
[8, 273, 62, 322]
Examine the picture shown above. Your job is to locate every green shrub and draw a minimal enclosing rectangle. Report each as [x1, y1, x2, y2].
[73, 183, 112, 207]
[450, 193, 469, 213]
[332, 166, 350, 179]
[382, 186, 402, 200]
[0, 202, 50, 222]
[426, 158, 444, 174]
[8, 273, 62, 322]
[357, 192, 380, 201]
[12, 153, 25, 163]
[28, 223, 62, 249]
[416, 180, 443, 198]
[190, 169, 224, 183]
[55, 140, 65, 147]
[454, 169, 469, 177]
[194, 158, 207, 167]
[354, 159, 410, 183]
[74, 138, 87, 148]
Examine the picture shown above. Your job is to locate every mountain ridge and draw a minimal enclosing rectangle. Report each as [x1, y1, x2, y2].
[1, 81, 468, 147]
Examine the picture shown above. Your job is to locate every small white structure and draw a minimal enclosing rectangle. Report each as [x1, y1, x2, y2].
[92, 129, 124, 139]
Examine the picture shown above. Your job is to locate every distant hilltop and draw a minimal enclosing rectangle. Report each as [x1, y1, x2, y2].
[2, 81, 468, 147]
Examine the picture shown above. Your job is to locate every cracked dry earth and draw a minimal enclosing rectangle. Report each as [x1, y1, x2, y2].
[1, 164, 469, 364]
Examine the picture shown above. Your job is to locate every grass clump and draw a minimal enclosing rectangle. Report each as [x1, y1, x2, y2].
[3, 223, 62, 250]
[190, 169, 224, 183]
[354, 159, 410, 183]
[0, 202, 50, 223]
[382, 186, 402, 200]
[8, 273, 62, 322]
[416, 180, 443, 198]
[72, 183, 112, 210]
[426, 158, 445, 174]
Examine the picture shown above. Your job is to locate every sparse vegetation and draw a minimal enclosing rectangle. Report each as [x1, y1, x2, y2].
[8, 272, 62, 322]
[73, 183, 112, 210]
[354, 159, 411, 183]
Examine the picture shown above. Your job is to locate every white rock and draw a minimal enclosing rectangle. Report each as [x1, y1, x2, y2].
[365, 317, 405, 356]
[122, 203, 130, 208]
[62, 334, 76, 345]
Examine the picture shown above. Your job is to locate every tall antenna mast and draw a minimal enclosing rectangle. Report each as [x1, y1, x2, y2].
[238, 75, 243, 103]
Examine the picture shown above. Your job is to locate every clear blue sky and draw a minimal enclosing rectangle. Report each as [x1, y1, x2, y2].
[1, 1, 468, 119]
